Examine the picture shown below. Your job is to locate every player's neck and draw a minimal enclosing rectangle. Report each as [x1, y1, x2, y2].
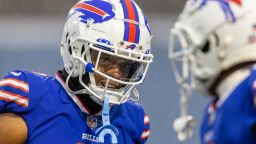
[216, 67, 250, 106]
[58, 69, 102, 114]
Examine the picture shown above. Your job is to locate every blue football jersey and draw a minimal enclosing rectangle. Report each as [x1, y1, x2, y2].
[200, 67, 256, 144]
[0, 70, 150, 144]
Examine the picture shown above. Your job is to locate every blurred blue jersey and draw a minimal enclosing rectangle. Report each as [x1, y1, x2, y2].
[201, 67, 256, 144]
[0, 70, 150, 144]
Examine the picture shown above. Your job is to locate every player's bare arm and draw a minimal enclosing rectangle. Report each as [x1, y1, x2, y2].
[0, 113, 27, 143]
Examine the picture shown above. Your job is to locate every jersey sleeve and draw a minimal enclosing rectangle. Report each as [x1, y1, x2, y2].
[0, 70, 31, 113]
[139, 113, 150, 143]
[252, 80, 256, 108]
[123, 101, 151, 143]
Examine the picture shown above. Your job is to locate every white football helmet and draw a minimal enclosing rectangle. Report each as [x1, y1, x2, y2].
[60, 0, 153, 105]
[169, 0, 256, 141]
[169, 0, 256, 95]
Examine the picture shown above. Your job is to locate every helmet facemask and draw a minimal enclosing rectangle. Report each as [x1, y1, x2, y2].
[169, 22, 225, 96]
[169, 25, 197, 96]
[64, 38, 152, 105]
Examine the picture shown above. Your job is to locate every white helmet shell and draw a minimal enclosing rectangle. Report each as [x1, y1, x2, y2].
[169, 0, 256, 95]
[60, 0, 153, 104]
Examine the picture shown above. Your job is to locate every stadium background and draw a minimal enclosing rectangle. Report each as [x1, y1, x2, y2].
[0, 0, 208, 143]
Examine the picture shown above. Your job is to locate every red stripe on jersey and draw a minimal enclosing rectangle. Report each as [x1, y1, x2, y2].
[141, 130, 150, 139]
[0, 90, 29, 107]
[144, 114, 150, 125]
[0, 78, 29, 93]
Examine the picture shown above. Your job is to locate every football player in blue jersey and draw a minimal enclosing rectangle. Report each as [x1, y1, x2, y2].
[169, 0, 256, 143]
[0, 0, 153, 143]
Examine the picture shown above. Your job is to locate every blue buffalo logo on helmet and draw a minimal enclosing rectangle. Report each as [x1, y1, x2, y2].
[73, 0, 115, 24]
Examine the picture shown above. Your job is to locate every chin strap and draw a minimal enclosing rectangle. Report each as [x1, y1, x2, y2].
[96, 96, 119, 144]
[173, 84, 195, 142]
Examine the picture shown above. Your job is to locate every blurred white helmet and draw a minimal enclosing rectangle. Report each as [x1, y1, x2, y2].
[169, 0, 256, 95]
[60, 0, 153, 105]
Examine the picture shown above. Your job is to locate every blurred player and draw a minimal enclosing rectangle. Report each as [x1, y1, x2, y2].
[0, 0, 153, 143]
[169, 0, 256, 143]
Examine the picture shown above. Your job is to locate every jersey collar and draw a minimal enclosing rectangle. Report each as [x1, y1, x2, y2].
[55, 71, 101, 115]
[216, 68, 250, 107]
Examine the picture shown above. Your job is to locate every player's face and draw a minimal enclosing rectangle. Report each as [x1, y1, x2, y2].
[91, 50, 133, 89]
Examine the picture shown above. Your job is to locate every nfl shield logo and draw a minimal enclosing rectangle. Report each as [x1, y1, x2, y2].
[87, 116, 97, 129]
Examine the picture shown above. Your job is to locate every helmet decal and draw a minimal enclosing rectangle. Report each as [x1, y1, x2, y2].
[96, 38, 113, 51]
[198, 0, 242, 22]
[144, 49, 150, 54]
[120, 0, 140, 43]
[144, 15, 151, 34]
[96, 38, 112, 45]
[125, 44, 136, 50]
[73, 0, 115, 24]
[228, 0, 242, 6]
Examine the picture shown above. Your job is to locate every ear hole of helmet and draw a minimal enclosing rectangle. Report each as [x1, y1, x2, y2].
[201, 40, 210, 53]
[200, 33, 219, 54]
